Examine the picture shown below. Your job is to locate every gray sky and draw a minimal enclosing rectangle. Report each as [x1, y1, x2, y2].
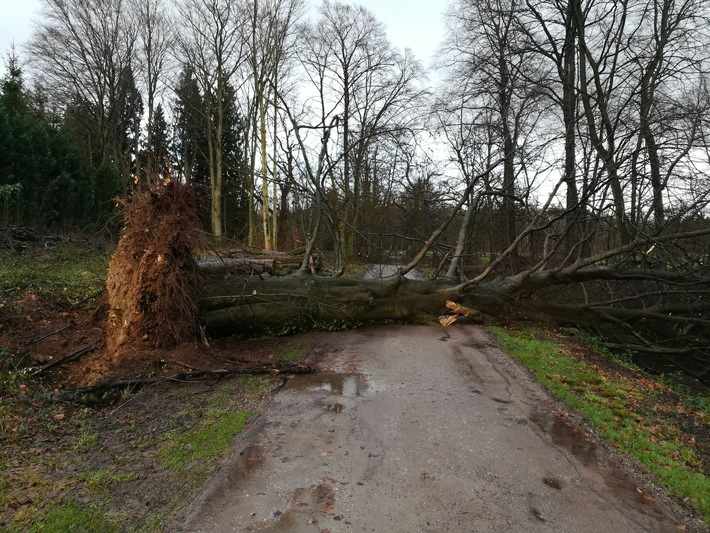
[354, 0, 448, 67]
[0, 0, 447, 70]
[1, 0, 41, 60]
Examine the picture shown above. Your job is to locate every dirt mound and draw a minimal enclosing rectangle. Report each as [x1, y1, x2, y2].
[105, 182, 203, 363]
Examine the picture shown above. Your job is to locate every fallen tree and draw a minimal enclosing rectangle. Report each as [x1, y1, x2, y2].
[196, 252, 322, 277]
[201, 227, 710, 382]
[101, 182, 710, 384]
[203, 239, 710, 336]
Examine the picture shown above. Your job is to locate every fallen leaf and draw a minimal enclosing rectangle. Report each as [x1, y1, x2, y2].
[53, 413, 65, 421]
[306, 516, 314, 524]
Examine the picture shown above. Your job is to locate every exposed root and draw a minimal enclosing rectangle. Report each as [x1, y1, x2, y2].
[105, 182, 203, 362]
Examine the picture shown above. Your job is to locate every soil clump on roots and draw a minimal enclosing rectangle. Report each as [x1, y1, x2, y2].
[105, 182, 202, 365]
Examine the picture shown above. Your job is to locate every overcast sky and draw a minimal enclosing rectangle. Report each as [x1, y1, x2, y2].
[0, 0, 41, 60]
[1, 0, 448, 71]
[353, 0, 448, 67]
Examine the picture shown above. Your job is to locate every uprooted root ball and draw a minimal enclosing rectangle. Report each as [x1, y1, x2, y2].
[106, 182, 202, 361]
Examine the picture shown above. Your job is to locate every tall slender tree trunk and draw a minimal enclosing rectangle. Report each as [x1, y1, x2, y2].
[271, 99, 279, 250]
[209, 75, 224, 239]
[260, 97, 272, 250]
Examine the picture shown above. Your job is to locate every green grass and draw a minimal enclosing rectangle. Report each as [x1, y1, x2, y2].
[276, 337, 309, 362]
[0, 243, 109, 307]
[78, 469, 139, 494]
[160, 409, 253, 482]
[15, 500, 120, 533]
[490, 326, 710, 524]
[75, 431, 99, 450]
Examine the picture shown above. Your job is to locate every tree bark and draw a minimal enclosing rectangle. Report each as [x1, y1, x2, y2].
[202, 276, 461, 336]
[200, 227, 710, 343]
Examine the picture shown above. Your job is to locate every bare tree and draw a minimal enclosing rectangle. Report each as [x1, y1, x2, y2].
[132, 0, 173, 181]
[28, 0, 138, 192]
[444, 0, 547, 262]
[295, 0, 426, 271]
[176, 0, 248, 238]
[244, 0, 303, 250]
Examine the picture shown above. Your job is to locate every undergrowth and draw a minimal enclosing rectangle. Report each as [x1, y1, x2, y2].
[1, 372, 273, 532]
[0, 243, 109, 307]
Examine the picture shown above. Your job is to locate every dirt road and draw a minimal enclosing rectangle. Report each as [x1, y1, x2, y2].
[173, 325, 689, 532]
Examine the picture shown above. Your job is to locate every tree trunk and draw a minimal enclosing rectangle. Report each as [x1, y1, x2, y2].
[260, 96, 272, 250]
[202, 276, 461, 336]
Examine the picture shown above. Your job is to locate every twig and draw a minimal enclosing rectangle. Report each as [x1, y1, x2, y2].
[108, 383, 153, 416]
[31, 342, 99, 375]
[69, 289, 105, 310]
[23, 321, 72, 347]
[56, 364, 317, 402]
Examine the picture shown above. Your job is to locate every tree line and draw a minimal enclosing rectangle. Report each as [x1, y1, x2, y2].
[1, 0, 710, 274]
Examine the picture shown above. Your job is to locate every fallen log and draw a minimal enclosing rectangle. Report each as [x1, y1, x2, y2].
[199, 266, 710, 340]
[202, 276, 467, 336]
[197, 258, 276, 275]
[56, 363, 317, 403]
[197, 256, 319, 276]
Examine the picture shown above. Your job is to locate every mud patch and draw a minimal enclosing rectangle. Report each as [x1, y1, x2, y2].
[542, 476, 565, 490]
[246, 478, 342, 532]
[324, 401, 344, 414]
[531, 408, 598, 467]
[530, 407, 682, 528]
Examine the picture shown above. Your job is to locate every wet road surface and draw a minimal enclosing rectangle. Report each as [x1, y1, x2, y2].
[173, 325, 687, 532]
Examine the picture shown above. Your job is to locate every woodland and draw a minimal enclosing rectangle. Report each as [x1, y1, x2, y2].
[1, 0, 710, 382]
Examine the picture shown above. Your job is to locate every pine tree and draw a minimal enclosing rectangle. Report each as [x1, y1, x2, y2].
[146, 103, 172, 179]
[173, 65, 204, 186]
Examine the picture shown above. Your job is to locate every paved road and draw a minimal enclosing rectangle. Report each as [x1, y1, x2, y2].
[173, 325, 689, 532]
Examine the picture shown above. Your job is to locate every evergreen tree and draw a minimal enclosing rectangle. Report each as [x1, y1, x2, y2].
[114, 64, 144, 189]
[220, 80, 248, 236]
[146, 103, 172, 179]
[0, 51, 95, 228]
[172, 65, 247, 235]
[173, 65, 204, 186]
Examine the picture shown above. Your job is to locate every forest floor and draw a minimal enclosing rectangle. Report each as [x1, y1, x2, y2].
[0, 241, 709, 531]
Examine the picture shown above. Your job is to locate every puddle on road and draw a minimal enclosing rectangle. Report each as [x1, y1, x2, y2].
[237, 442, 266, 478]
[283, 372, 369, 397]
[530, 409, 598, 468]
[530, 408, 681, 527]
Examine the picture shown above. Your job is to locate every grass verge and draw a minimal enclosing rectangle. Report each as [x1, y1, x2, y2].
[489, 325, 710, 525]
[0, 375, 275, 532]
[160, 409, 253, 484]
